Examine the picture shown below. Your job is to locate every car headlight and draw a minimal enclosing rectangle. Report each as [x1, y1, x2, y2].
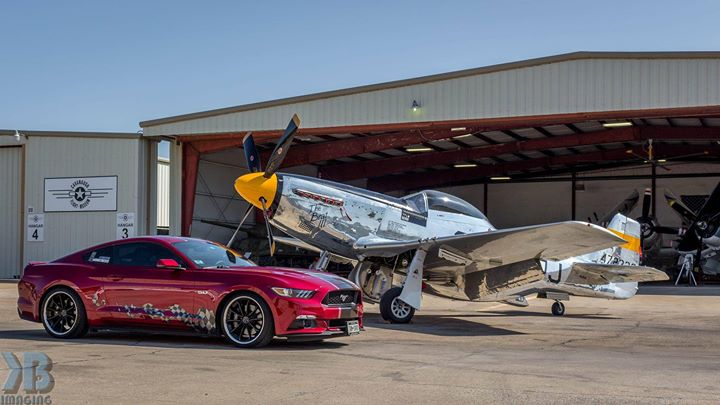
[271, 287, 315, 299]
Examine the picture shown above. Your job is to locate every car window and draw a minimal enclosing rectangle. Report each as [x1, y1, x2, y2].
[112, 242, 187, 268]
[173, 240, 255, 268]
[84, 246, 114, 264]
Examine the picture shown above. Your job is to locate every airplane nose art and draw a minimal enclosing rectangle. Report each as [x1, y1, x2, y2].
[234, 172, 278, 209]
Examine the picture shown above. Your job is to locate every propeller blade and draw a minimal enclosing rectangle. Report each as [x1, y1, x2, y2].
[664, 188, 696, 224]
[677, 181, 720, 251]
[642, 188, 652, 218]
[242, 133, 262, 173]
[227, 205, 255, 247]
[263, 114, 301, 178]
[598, 189, 639, 225]
[259, 197, 276, 256]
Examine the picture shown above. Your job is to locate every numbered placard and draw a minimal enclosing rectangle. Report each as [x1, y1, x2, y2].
[116, 212, 135, 240]
[27, 214, 44, 242]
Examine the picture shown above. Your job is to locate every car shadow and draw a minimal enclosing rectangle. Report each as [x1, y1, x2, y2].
[0, 328, 348, 351]
[363, 313, 524, 336]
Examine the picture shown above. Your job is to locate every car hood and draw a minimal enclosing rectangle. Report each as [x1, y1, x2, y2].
[222, 266, 359, 290]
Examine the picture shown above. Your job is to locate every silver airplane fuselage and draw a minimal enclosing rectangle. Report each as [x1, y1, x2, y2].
[269, 174, 493, 259]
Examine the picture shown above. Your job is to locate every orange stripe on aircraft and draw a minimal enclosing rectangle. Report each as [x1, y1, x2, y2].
[608, 229, 642, 254]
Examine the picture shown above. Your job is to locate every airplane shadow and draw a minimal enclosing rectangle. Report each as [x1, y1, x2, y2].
[0, 328, 347, 351]
[467, 310, 620, 319]
[363, 313, 524, 337]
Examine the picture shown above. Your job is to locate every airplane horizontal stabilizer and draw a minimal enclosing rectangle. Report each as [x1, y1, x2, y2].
[355, 221, 626, 272]
[566, 263, 669, 285]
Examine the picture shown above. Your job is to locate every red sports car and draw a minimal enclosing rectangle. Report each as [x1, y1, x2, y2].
[17, 236, 363, 348]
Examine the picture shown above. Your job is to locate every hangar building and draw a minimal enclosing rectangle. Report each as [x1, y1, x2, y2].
[0, 131, 157, 278]
[140, 52, 720, 254]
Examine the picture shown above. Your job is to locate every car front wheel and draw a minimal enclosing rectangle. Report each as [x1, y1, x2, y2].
[220, 292, 275, 348]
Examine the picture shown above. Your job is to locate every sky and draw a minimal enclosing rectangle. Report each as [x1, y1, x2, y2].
[2, 0, 719, 138]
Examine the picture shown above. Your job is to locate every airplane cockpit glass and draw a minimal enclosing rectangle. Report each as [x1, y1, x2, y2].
[422, 190, 488, 220]
[401, 192, 427, 213]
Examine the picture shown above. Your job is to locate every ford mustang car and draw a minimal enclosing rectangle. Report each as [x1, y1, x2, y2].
[17, 236, 363, 348]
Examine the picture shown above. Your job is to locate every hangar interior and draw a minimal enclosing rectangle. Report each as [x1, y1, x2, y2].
[140, 52, 720, 273]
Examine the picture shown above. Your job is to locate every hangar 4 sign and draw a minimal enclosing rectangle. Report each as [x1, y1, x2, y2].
[44, 176, 117, 212]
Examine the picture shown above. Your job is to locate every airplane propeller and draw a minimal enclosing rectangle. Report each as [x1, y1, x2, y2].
[676, 182, 720, 253]
[227, 114, 302, 256]
[664, 188, 697, 225]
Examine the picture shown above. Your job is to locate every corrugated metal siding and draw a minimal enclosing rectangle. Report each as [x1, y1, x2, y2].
[0, 147, 22, 278]
[144, 58, 720, 136]
[23, 136, 142, 264]
[157, 159, 169, 228]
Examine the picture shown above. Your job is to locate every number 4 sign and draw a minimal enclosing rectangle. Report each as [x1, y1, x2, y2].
[116, 212, 135, 240]
[27, 214, 44, 242]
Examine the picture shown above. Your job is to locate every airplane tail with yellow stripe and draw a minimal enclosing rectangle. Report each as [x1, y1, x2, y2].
[605, 213, 642, 266]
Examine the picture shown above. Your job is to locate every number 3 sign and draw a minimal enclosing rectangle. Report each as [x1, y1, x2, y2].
[116, 212, 135, 240]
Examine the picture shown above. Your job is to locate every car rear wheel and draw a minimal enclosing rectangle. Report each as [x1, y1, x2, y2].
[221, 293, 274, 348]
[41, 287, 89, 339]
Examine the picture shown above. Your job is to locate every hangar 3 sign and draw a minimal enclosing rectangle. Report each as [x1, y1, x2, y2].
[44, 176, 117, 212]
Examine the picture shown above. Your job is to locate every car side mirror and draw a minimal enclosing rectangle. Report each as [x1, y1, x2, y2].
[156, 258, 184, 270]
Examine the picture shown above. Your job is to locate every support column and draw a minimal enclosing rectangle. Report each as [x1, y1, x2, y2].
[181, 143, 200, 236]
[571, 172, 577, 220]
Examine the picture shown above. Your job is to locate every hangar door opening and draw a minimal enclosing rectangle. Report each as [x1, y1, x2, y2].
[0, 146, 22, 278]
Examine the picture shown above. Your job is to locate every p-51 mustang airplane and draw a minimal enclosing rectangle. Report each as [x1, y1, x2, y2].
[229, 114, 668, 322]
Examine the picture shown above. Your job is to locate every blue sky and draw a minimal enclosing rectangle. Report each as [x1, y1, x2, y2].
[2, 0, 719, 136]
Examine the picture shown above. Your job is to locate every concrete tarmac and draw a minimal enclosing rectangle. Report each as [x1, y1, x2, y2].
[1, 283, 718, 404]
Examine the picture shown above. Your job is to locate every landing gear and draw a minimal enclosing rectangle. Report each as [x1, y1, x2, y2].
[379, 247, 428, 324]
[551, 301, 565, 316]
[379, 287, 415, 323]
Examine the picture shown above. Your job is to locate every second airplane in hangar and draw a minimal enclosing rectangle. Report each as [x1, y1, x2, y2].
[230, 114, 667, 322]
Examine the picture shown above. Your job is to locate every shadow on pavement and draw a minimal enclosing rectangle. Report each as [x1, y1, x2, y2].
[0, 328, 348, 351]
[363, 313, 524, 336]
[638, 285, 720, 296]
[470, 310, 619, 319]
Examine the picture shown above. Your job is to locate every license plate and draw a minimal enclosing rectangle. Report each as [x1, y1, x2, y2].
[346, 320, 360, 335]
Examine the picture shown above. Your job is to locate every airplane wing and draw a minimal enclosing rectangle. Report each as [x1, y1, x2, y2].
[566, 263, 669, 284]
[355, 221, 626, 272]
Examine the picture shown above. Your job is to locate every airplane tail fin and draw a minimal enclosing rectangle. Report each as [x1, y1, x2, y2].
[605, 214, 642, 266]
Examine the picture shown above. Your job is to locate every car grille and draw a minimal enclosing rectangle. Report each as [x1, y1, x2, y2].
[323, 290, 359, 306]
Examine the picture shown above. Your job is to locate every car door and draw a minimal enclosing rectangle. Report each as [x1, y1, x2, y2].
[102, 241, 197, 329]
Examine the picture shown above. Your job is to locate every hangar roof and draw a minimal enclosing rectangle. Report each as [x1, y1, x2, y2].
[140, 51, 720, 137]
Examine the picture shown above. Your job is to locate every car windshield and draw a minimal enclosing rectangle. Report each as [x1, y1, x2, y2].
[172, 240, 255, 269]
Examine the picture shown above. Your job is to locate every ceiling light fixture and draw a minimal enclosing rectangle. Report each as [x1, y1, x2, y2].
[602, 121, 633, 128]
[453, 163, 477, 168]
[452, 134, 473, 139]
[451, 127, 466, 132]
[490, 176, 511, 181]
[405, 147, 433, 153]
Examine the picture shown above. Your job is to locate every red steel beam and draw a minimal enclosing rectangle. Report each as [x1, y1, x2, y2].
[180, 105, 720, 167]
[366, 144, 720, 192]
[320, 126, 720, 181]
[181, 144, 200, 236]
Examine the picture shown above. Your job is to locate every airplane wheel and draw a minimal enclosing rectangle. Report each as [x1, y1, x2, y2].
[551, 301, 565, 316]
[380, 287, 415, 323]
